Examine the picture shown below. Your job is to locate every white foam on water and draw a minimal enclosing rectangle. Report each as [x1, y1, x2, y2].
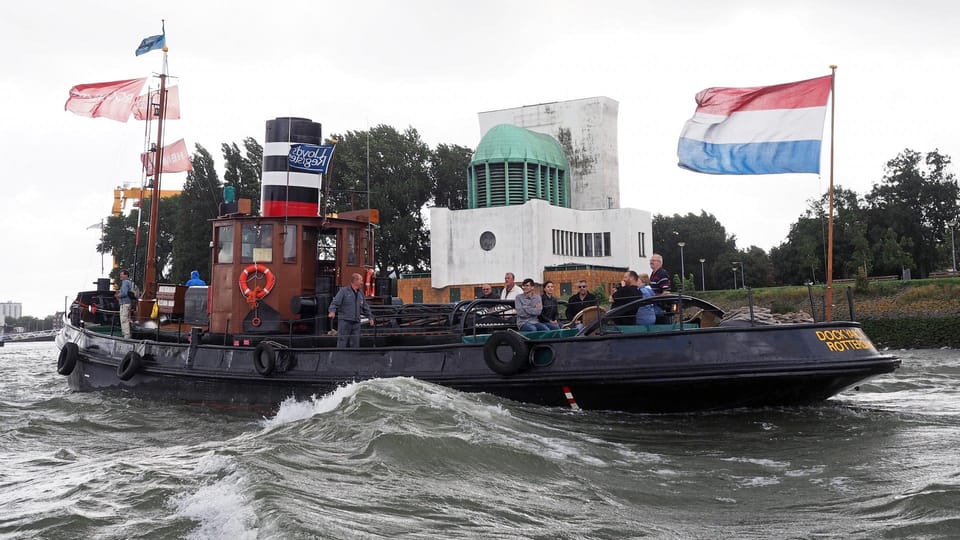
[260, 382, 361, 428]
[721, 456, 790, 469]
[737, 475, 782, 487]
[192, 452, 235, 475]
[172, 471, 259, 540]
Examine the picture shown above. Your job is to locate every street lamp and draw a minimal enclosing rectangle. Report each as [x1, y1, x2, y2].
[699, 258, 706, 290]
[677, 241, 686, 291]
[732, 267, 738, 289]
[733, 261, 746, 288]
[951, 221, 957, 272]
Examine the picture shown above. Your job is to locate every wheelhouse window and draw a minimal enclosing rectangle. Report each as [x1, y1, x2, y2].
[347, 230, 357, 265]
[216, 225, 233, 264]
[317, 232, 336, 262]
[241, 224, 274, 263]
[283, 225, 297, 263]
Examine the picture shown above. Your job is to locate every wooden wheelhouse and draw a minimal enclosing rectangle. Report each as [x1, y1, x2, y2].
[208, 207, 378, 335]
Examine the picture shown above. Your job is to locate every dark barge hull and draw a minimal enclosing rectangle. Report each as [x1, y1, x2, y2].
[55, 320, 899, 413]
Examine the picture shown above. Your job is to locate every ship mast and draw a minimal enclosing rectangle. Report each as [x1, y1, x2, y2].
[138, 49, 169, 318]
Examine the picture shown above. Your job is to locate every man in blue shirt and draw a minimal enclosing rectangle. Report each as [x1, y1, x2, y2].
[116, 269, 133, 339]
[328, 273, 375, 348]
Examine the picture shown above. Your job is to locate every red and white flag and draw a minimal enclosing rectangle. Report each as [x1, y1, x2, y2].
[64, 78, 147, 122]
[141, 138, 193, 175]
[132, 85, 181, 121]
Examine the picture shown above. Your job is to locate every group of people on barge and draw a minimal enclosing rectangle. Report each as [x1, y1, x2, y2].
[479, 253, 674, 333]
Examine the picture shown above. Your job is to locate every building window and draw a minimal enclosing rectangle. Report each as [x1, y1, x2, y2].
[550, 228, 613, 258]
[413, 289, 423, 303]
[638, 232, 646, 257]
[449, 288, 461, 303]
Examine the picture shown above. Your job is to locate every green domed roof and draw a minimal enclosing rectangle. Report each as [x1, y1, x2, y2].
[471, 124, 569, 168]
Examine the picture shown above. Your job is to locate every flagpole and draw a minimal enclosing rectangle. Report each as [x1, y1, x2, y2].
[825, 65, 837, 321]
[140, 43, 168, 319]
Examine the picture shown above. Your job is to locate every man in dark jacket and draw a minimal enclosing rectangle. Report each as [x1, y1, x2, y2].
[610, 270, 642, 325]
[328, 273, 374, 348]
[565, 279, 597, 321]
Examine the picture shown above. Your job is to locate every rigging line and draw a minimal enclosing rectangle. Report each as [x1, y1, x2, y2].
[285, 116, 291, 220]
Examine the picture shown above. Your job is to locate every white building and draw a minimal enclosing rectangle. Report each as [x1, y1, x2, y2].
[426, 96, 652, 289]
[0, 302, 21, 320]
[430, 199, 650, 287]
[478, 96, 621, 211]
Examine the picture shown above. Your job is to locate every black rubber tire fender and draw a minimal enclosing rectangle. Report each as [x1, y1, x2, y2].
[253, 342, 276, 376]
[117, 351, 142, 381]
[57, 343, 80, 376]
[483, 331, 530, 376]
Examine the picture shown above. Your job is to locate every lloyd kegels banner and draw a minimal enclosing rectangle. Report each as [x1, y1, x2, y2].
[287, 144, 335, 174]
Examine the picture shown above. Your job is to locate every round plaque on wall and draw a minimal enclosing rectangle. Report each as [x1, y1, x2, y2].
[479, 231, 496, 251]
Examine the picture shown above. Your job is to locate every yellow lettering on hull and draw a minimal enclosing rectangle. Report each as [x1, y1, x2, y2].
[816, 328, 875, 352]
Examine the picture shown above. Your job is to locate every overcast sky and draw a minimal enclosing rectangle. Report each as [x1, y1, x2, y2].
[2, 0, 958, 317]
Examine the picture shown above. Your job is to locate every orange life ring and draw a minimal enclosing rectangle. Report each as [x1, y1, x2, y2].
[364, 268, 376, 297]
[238, 263, 276, 299]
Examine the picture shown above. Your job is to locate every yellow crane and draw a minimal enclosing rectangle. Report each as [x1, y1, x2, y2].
[112, 186, 181, 217]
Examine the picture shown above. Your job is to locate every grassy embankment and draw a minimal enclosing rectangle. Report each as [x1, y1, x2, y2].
[692, 277, 960, 349]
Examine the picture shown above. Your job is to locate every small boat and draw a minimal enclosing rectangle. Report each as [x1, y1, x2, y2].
[54, 199, 900, 413]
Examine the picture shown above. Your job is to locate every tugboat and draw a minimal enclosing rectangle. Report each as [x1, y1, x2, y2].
[55, 59, 899, 412]
[55, 151, 900, 412]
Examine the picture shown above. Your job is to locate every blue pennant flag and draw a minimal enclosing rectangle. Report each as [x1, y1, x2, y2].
[135, 33, 166, 56]
[288, 144, 335, 173]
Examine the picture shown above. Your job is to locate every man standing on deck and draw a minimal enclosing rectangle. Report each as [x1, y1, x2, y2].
[328, 273, 375, 348]
[649, 253, 674, 324]
[649, 254, 672, 295]
[116, 269, 133, 339]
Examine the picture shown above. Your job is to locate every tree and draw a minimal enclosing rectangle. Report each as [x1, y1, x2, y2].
[431, 143, 473, 210]
[737, 245, 776, 288]
[771, 186, 869, 284]
[865, 149, 959, 277]
[172, 144, 222, 283]
[770, 215, 823, 285]
[873, 227, 915, 275]
[222, 137, 263, 213]
[100, 196, 180, 286]
[652, 211, 738, 290]
[326, 125, 433, 276]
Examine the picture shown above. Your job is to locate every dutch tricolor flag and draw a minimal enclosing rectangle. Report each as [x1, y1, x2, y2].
[677, 75, 833, 175]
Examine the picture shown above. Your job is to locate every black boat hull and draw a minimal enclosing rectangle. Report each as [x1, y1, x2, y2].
[55, 320, 899, 413]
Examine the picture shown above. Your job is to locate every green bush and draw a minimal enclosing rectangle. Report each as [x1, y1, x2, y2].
[860, 316, 960, 348]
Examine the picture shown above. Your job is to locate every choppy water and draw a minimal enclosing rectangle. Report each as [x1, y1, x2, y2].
[1, 342, 958, 539]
